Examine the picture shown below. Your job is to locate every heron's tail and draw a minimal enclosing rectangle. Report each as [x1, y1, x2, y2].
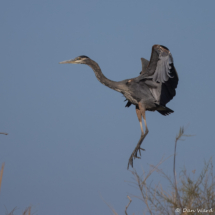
[157, 106, 174, 116]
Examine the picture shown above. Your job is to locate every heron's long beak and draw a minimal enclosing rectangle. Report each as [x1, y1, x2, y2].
[59, 59, 77, 64]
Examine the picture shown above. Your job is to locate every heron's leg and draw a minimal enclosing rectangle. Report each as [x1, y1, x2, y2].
[127, 103, 149, 169]
[135, 106, 145, 156]
[139, 103, 149, 134]
[136, 106, 144, 135]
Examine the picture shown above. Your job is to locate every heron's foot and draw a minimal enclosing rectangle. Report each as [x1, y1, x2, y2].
[127, 131, 148, 169]
[127, 143, 145, 169]
[137, 147, 145, 156]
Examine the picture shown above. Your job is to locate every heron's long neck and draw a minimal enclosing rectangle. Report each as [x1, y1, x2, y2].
[87, 60, 123, 93]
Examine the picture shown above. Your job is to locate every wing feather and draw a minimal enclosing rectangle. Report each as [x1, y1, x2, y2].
[153, 52, 173, 83]
[140, 58, 149, 74]
[135, 45, 179, 105]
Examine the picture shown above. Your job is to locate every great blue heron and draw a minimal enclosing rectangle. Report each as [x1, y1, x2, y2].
[60, 45, 179, 169]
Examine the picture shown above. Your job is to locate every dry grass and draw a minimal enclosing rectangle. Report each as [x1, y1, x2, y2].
[0, 163, 32, 215]
[0, 163, 5, 193]
[129, 127, 215, 215]
[108, 127, 215, 215]
[6, 206, 31, 215]
[130, 158, 215, 215]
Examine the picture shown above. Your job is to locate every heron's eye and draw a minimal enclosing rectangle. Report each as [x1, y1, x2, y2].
[77, 57, 81, 60]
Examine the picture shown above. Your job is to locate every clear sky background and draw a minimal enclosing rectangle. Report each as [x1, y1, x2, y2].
[0, 1, 215, 214]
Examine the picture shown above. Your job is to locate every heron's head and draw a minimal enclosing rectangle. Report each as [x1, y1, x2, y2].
[59, 55, 90, 65]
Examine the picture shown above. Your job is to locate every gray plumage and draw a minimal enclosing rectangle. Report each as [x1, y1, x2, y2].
[140, 58, 149, 74]
[60, 44, 179, 168]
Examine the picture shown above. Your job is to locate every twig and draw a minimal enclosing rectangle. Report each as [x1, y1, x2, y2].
[173, 126, 192, 208]
[125, 196, 132, 215]
[100, 194, 118, 215]
[173, 127, 184, 208]
[23, 206, 31, 215]
[0, 132, 8, 135]
[0, 162, 5, 193]
[28, 206, 31, 215]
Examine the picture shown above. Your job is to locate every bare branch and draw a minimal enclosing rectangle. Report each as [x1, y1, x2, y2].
[0, 132, 8, 135]
[100, 194, 118, 215]
[125, 196, 132, 215]
[0, 162, 5, 193]
[173, 126, 192, 208]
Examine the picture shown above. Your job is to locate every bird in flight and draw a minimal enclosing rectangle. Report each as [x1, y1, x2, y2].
[60, 45, 179, 169]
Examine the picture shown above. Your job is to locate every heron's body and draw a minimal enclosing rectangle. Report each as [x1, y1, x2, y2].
[60, 45, 179, 168]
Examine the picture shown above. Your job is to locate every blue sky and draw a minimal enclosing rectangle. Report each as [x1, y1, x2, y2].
[0, 1, 215, 214]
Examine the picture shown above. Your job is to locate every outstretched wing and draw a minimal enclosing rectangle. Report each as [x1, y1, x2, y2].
[136, 45, 179, 105]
